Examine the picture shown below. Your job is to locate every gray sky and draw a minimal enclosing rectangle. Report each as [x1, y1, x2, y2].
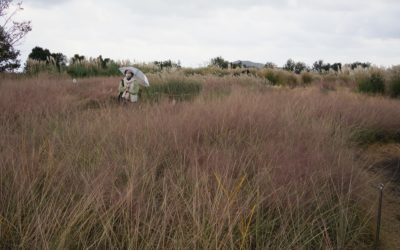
[15, 0, 400, 67]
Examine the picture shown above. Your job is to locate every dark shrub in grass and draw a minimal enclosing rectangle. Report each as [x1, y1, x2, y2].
[357, 71, 385, 94]
[388, 66, 400, 98]
[257, 69, 299, 87]
[265, 70, 279, 85]
[143, 79, 202, 102]
[67, 62, 121, 78]
[301, 72, 313, 85]
[389, 79, 400, 98]
[351, 129, 400, 145]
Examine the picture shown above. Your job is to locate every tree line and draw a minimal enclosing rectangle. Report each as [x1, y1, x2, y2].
[209, 56, 371, 74]
[25, 46, 181, 70]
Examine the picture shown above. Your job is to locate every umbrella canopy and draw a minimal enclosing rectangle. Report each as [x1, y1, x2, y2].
[119, 66, 150, 87]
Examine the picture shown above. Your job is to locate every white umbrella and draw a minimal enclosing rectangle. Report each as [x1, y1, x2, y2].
[119, 66, 150, 87]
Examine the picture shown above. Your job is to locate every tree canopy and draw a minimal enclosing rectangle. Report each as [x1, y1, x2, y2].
[210, 56, 229, 69]
[0, 0, 31, 71]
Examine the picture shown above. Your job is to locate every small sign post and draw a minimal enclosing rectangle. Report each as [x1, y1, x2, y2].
[375, 183, 384, 250]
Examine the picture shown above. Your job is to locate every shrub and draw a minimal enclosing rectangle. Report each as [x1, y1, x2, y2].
[284, 72, 299, 87]
[256, 69, 299, 87]
[301, 72, 313, 85]
[389, 78, 400, 98]
[351, 129, 400, 145]
[257, 69, 279, 85]
[143, 79, 202, 102]
[67, 60, 120, 78]
[387, 66, 400, 98]
[266, 71, 279, 85]
[357, 70, 385, 94]
[209, 56, 229, 69]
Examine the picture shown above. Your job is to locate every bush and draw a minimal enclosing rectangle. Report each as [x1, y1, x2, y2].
[67, 60, 120, 78]
[143, 79, 202, 102]
[388, 66, 400, 98]
[257, 69, 279, 85]
[256, 69, 299, 87]
[301, 72, 313, 85]
[351, 129, 400, 145]
[389, 78, 400, 98]
[357, 71, 385, 94]
[284, 72, 299, 87]
[209, 56, 229, 69]
[266, 71, 279, 85]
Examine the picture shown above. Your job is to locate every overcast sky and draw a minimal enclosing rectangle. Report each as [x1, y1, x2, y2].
[14, 0, 400, 67]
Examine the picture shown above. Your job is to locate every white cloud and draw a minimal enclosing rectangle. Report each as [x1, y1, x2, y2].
[16, 0, 400, 67]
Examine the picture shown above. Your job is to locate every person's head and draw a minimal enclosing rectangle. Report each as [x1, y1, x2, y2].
[125, 70, 134, 79]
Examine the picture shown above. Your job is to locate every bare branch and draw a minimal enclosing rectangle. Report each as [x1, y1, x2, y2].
[0, 0, 13, 17]
[2, 5, 19, 27]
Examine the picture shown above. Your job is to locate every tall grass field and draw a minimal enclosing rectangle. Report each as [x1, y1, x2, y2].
[1, 71, 400, 249]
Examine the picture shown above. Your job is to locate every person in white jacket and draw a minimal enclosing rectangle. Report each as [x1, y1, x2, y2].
[118, 70, 140, 103]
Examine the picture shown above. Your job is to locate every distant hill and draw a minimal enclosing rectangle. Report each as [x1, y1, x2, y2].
[231, 60, 264, 69]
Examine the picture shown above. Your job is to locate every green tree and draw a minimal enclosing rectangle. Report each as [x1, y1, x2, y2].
[28, 46, 67, 68]
[0, 0, 31, 71]
[264, 62, 276, 69]
[154, 60, 172, 69]
[313, 60, 342, 73]
[284, 59, 309, 74]
[312, 60, 324, 73]
[294, 61, 308, 74]
[210, 56, 229, 69]
[28, 46, 51, 61]
[231, 61, 242, 69]
[0, 27, 19, 71]
[97, 55, 111, 68]
[283, 59, 296, 72]
[51, 52, 67, 67]
[347, 62, 371, 70]
[71, 54, 85, 63]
